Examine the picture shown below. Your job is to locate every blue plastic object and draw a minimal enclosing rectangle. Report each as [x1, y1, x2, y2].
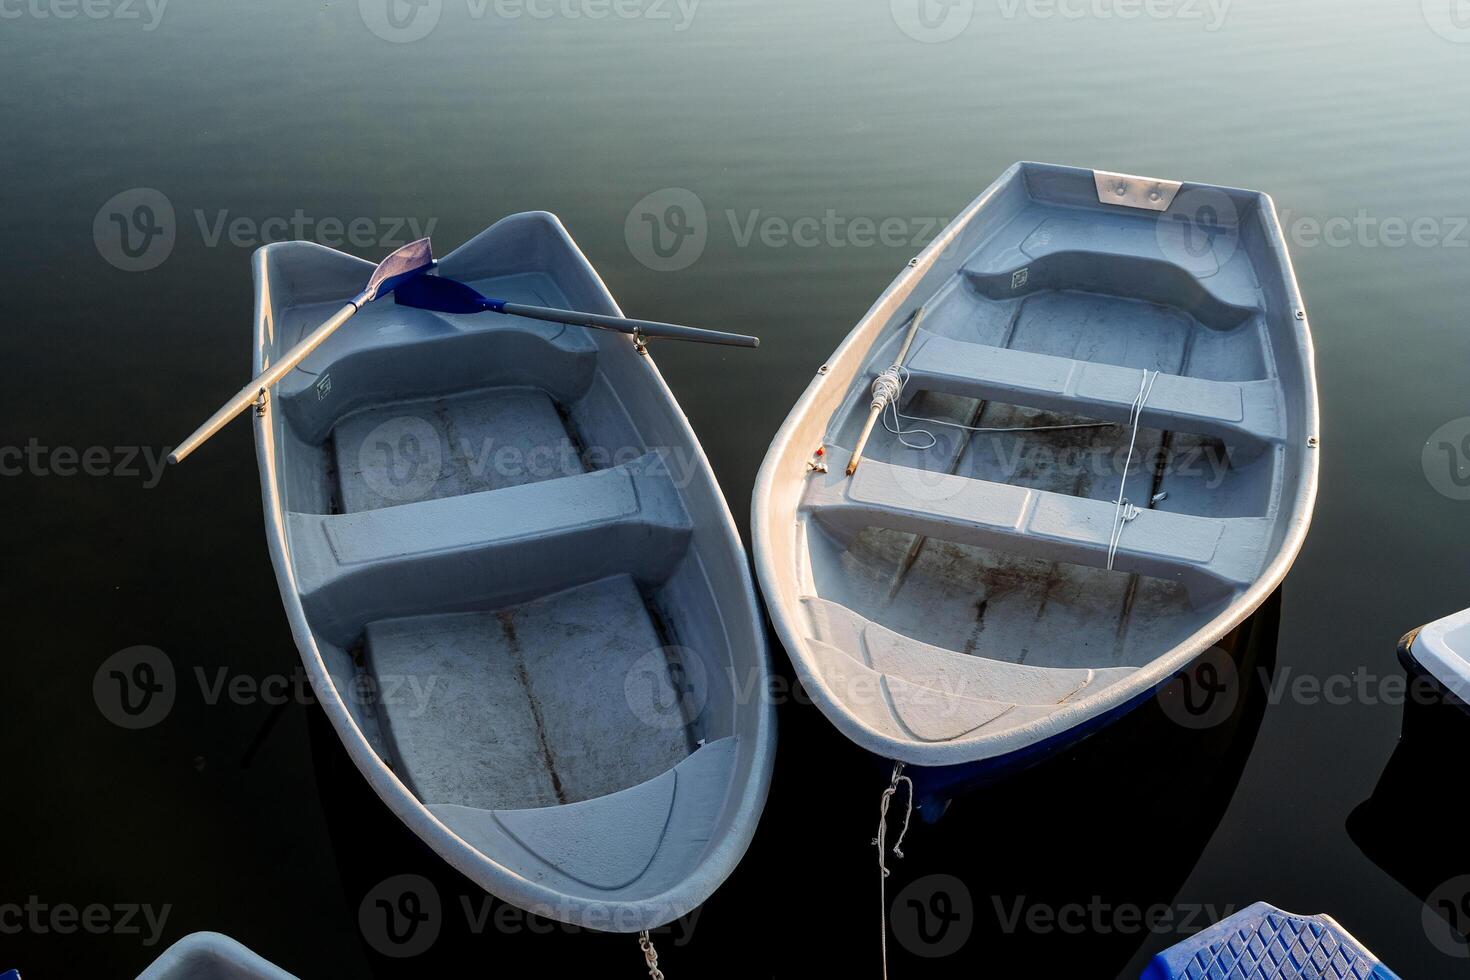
[2, 969, 21, 980]
[1143, 902, 1399, 980]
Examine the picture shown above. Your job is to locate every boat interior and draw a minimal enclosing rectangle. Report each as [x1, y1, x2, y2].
[790, 165, 1312, 744]
[255, 215, 763, 906]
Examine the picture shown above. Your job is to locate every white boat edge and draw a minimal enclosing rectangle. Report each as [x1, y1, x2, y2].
[136, 932, 298, 980]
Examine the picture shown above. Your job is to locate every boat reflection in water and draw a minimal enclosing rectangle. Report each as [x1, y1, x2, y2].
[306, 593, 1280, 977]
[1348, 642, 1470, 965]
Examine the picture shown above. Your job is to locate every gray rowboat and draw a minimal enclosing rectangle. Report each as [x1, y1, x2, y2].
[253, 212, 775, 931]
[752, 163, 1318, 802]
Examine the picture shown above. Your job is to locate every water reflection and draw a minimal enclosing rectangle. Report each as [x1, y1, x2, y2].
[306, 594, 1282, 977]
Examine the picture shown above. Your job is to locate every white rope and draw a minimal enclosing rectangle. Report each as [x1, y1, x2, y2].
[871, 365, 1117, 452]
[874, 762, 914, 980]
[1106, 369, 1159, 571]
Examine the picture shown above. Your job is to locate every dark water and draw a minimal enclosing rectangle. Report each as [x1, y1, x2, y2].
[4, 0, 1470, 975]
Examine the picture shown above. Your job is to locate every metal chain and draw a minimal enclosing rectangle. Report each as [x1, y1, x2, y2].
[638, 930, 665, 980]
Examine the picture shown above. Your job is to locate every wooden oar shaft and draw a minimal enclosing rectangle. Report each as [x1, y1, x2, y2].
[845, 305, 927, 477]
[169, 296, 362, 464]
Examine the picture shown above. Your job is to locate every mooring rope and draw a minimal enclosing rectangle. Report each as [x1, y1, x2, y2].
[875, 762, 914, 980]
[871, 365, 1118, 451]
[1106, 369, 1160, 571]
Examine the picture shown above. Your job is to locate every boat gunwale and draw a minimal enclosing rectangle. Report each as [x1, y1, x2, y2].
[752, 161, 1321, 768]
[252, 213, 776, 933]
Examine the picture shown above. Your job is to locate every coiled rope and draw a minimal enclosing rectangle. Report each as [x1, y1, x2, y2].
[875, 762, 914, 980]
[870, 365, 1117, 451]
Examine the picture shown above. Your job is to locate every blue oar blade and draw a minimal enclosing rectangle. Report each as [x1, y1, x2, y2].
[362, 238, 434, 303]
[394, 273, 495, 314]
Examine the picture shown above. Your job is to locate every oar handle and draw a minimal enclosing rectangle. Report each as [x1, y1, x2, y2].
[169, 297, 362, 464]
[498, 302, 759, 349]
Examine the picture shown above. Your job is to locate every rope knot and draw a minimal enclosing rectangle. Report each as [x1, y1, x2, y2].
[871, 367, 904, 411]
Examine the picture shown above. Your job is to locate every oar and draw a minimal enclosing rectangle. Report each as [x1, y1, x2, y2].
[169, 239, 435, 464]
[846, 305, 927, 477]
[394, 274, 759, 349]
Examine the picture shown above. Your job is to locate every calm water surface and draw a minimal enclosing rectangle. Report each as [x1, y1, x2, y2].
[4, 1, 1470, 975]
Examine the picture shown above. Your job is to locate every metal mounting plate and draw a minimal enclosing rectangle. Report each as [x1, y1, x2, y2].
[1093, 170, 1183, 211]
